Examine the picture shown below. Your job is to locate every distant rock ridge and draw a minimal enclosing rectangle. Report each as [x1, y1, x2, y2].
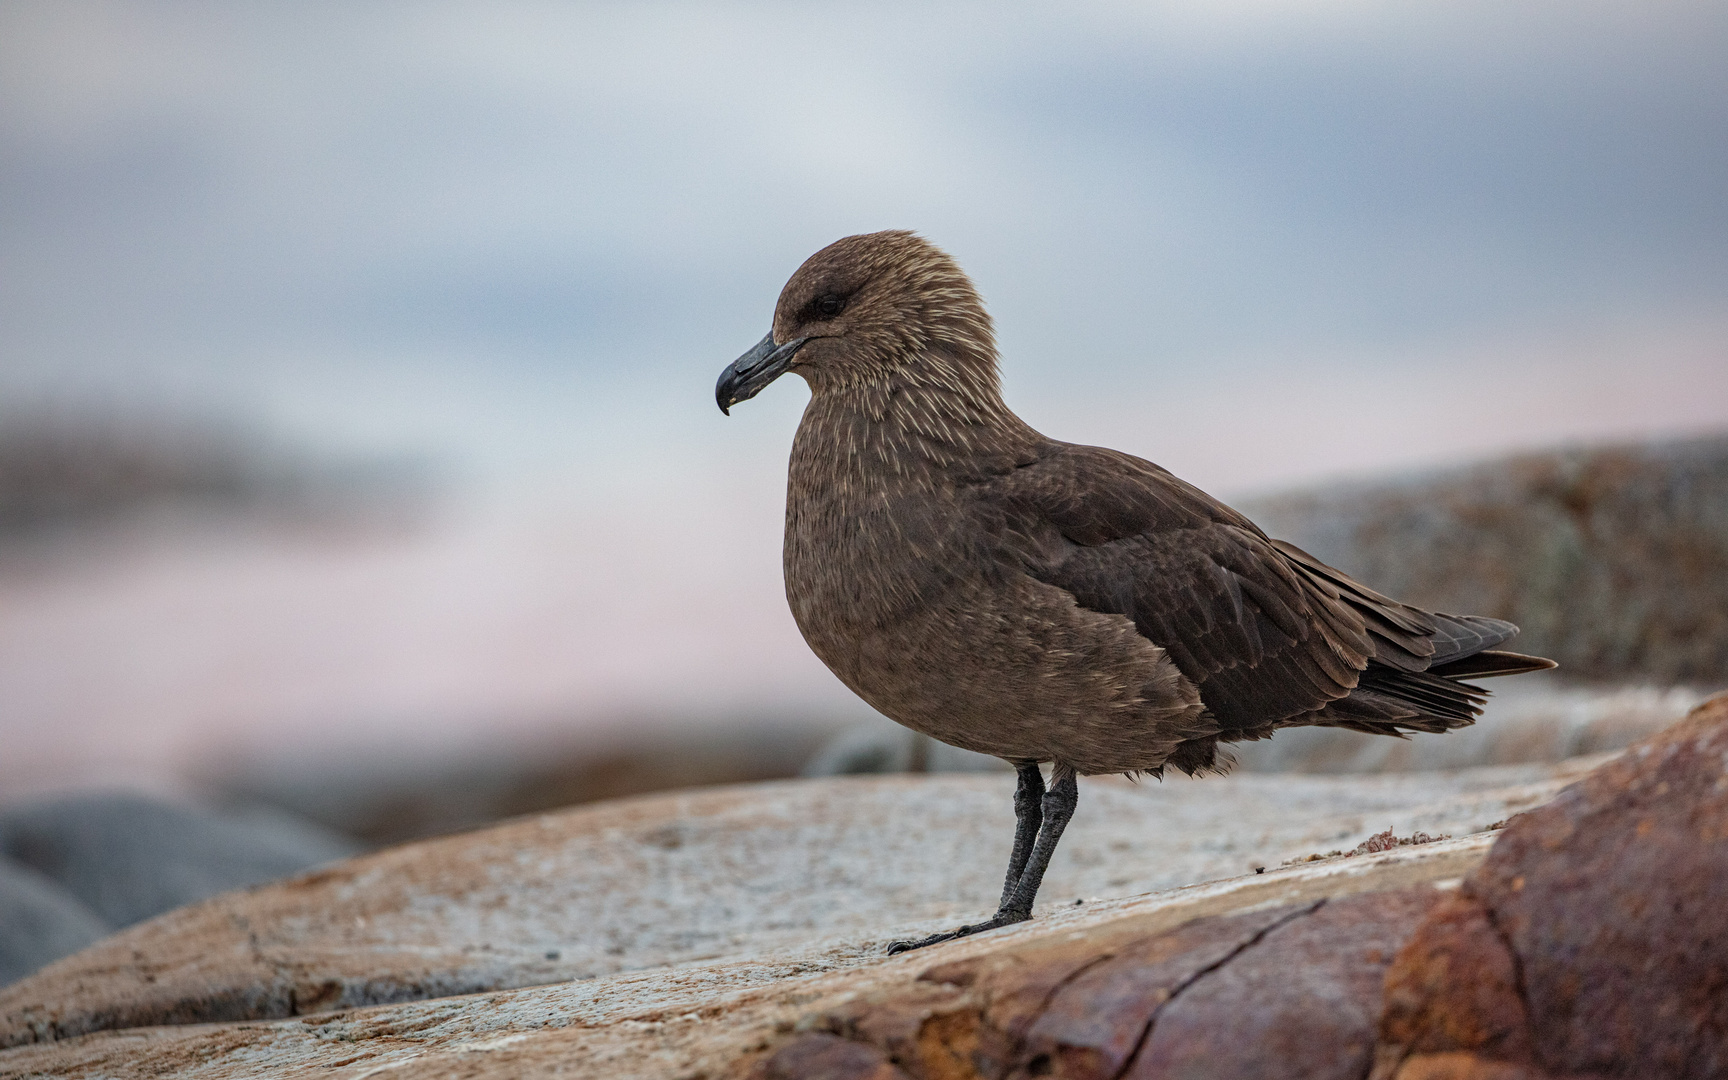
[1242, 433, 1728, 684]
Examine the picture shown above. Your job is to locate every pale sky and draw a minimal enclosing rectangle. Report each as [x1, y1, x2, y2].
[2, 0, 1725, 498]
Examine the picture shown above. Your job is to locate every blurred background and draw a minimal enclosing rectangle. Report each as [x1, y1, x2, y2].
[3, 0, 1727, 976]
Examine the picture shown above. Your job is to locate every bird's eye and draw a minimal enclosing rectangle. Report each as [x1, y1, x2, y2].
[813, 293, 846, 319]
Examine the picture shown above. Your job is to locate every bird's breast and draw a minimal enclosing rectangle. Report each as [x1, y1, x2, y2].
[783, 473, 985, 639]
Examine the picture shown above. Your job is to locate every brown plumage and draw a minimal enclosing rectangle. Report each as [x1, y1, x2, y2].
[716, 230, 1555, 951]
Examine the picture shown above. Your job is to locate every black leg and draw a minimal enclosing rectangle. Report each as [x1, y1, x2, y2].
[998, 765, 1077, 921]
[999, 762, 1044, 911]
[888, 763, 1078, 955]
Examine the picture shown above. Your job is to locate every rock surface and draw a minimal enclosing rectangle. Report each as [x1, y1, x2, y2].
[3, 695, 1723, 1077]
[2, 762, 1586, 1049]
[1242, 434, 1728, 684]
[764, 886, 1447, 1080]
[0, 839, 1495, 1078]
[1372, 692, 1728, 1079]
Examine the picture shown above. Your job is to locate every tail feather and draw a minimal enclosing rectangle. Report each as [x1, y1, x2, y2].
[1273, 540, 1516, 671]
[1357, 665, 1486, 722]
[1261, 537, 1557, 742]
[1423, 614, 1520, 666]
[1430, 649, 1558, 679]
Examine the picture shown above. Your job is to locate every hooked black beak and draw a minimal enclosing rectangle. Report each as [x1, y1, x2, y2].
[716, 332, 808, 415]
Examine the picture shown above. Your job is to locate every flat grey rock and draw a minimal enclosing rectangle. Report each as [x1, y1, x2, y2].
[0, 794, 359, 928]
[0, 859, 109, 987]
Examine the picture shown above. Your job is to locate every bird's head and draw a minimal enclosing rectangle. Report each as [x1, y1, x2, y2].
[716, 231, 997, 415]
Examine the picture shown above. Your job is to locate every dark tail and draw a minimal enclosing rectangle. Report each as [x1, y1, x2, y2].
[1269, 539, 1557, 737]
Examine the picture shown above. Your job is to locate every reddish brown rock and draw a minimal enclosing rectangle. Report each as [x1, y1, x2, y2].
[1374, 893, 1534, 1071]
[1014, 902, 1321, 1079]
[1374, 692, 1728, 1080]
[750, 886, 1446, 1080]
[755, 1032, 915, 1080]
[1131, 888, 1442, 1079]
[1387, 1055, 1544, 1080]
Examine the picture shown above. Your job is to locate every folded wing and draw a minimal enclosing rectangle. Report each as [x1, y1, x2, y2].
[988, 443, 1553, 747]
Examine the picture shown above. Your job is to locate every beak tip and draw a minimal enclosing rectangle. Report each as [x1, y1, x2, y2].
[717, 330, 803, 417]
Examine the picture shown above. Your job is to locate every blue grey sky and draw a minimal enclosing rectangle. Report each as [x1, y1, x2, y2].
[3, 0, 1726, 497]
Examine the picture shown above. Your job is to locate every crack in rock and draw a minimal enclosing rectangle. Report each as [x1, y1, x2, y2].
[1107, 899, 1325, 1080]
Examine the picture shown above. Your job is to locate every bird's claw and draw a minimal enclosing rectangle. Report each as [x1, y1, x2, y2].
[886, 911, 1026, 954]
[886, 926, 973, 954]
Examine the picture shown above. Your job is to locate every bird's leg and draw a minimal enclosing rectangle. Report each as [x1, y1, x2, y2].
[997, 765, 1077, 922]
[888, 764, 1077, 955]
[998, 761, 1045, 911]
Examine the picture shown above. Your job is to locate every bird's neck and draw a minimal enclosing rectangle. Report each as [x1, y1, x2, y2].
[791, 363, 1041, 498]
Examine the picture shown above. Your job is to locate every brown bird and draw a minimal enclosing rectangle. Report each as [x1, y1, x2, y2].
[716, 230, 1555, 952]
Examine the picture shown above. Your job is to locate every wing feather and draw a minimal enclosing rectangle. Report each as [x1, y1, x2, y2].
[988, 445, 1371, 732]
[984, 442, 1550, 741]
